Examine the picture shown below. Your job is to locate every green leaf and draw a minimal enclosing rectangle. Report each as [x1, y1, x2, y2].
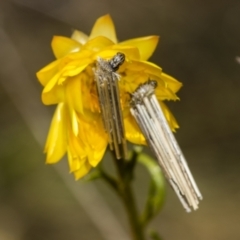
[137, 152, 166, 226]
[149, 230, 163, 240]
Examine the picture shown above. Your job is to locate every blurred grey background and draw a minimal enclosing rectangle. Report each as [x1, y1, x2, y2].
[0, 0, 240, 239]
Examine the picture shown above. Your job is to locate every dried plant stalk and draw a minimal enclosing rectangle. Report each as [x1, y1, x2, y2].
[94, 53, 128, 159]
[130, 80, 202, 212]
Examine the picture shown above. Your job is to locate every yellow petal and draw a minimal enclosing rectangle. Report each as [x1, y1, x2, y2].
[94, 47, 139, 63]
[56, 59, 91, 85]
[87, 146, 106, 167]
[83, 36, 114, 52]
[78, 117, 108, 167]
[44, 103, 67, 163]
[111, 45, 140, 60]
[68, 130, 87, 160]
[93, 45, 140, 62]
[51, 36, 82, 59]
[71, 109, 79, 136]
[86, 133, 107, 167]
[71, 30, 89, 45]
[155, 85, 179, 101]
[89, 14, 117, 43]
[42, 84, 65, 105]
[43, 71, 61, 93]
[63, 49, 93, 60]
[60, 62, 89, 82]
[126, 60, 162, 77]
[67, 147, 86, 172]
[74, 161, 92, 180]
[160, 101, 179, 131]
[122, 61, 165, 94]
[37, 59, 61, 86]
[120, 36, 159, 60]
[121, 71, 151, 93]
[65, 75, 83, 113]
[124, 113, 146, 145]
[160, 72, 182, 93]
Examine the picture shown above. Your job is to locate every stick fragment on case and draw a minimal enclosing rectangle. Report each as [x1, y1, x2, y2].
[130, 80, 202, 212]
[94, 53, 128, 159]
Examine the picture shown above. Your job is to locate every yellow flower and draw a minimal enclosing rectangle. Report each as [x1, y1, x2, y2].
[36, 14, 182, 180]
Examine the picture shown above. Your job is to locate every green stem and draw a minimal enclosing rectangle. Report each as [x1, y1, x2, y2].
[113, 155, 146, 240]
